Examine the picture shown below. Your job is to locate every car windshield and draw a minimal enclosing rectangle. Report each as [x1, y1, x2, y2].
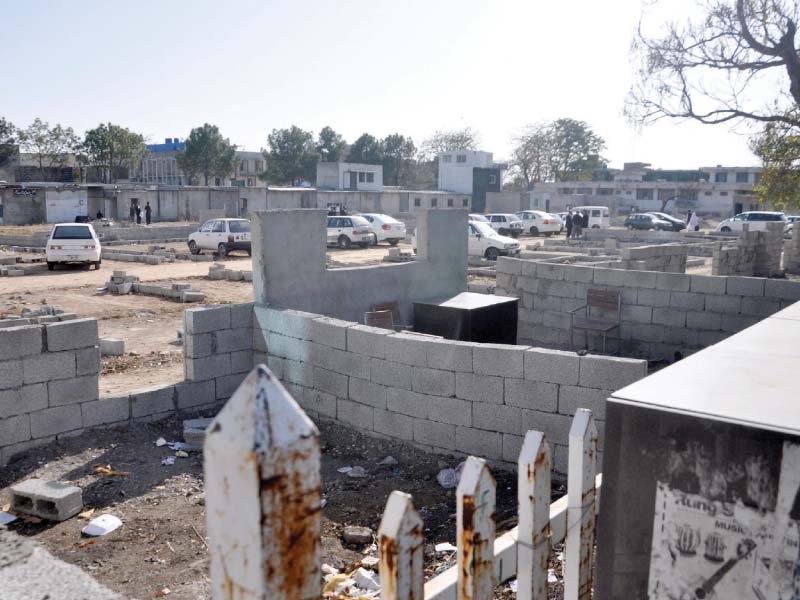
[228, 220, 250, 233]
[470, 221, 496, 236]
[52, 225, 93, 240]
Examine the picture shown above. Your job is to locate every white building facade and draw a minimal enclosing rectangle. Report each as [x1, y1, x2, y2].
[316, 162, 383, 192]
[437, 150, 495, 194]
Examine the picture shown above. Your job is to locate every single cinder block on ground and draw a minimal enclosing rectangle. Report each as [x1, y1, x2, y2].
[99, 338, 125, 357]
[183, 417, 214, 450]
[11, 478, 83, 521]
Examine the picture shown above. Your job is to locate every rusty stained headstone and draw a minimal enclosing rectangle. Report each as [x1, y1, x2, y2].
[204, 365, 322, 600]
[378, 490, 425, 600]
[457, 456, 496, 600]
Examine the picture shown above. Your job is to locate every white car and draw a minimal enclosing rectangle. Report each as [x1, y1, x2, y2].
[515, 210, 562, 236]
[327, 215, 374, 248]
[570, 205, 611, 229]
[188, 218, 252, 257]
[46, 223, 102, 270]
[717, 211, 788, 234]
[359, 213, 406, 246]
[486, 213, 524, 237]
[469, 220, 520, 261]
[469, 214, 490, 223]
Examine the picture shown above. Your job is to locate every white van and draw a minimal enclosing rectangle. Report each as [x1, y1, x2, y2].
[571, 206, 610, 229]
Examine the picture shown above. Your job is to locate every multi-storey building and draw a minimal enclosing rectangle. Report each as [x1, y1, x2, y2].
[437, 150, 505, 212]
[531, 163, 765, 217]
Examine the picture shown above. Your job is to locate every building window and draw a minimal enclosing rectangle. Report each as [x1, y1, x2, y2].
[597, 188, 613, 196]
[215, 177, 221, 186]
[714, 172, 728, 183]
[488, 175, 497, 185]
[414, 198, 421, 207]
[366, 172, 374, 183]
[736, 172, 749, 183]
[240, 162, 246, 173]
[447, 198, 454, 207]
[704, 191, 712, 196]
[636, 188, 654, 200]
[577, 187, 592, 195]
[462, 199, 469, 207]
[456, 154, 467, 163]
[720, 191, 728, 196]
[255, 160, 263, 172]
[358, 172, 365, 183]
[442, 155, 452, 163]
[558, 188, 574, 194]
[431, 198, 438, 208]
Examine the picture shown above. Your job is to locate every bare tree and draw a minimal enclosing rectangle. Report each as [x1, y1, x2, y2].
[628, 0, 800, 127]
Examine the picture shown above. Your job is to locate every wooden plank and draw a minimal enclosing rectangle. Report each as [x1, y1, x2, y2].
[456, 456, 496, 600]
[204, 365, 322, 600]
[563, 409, 598, 600]
[424, 474, 603, 600]
[517, 431, 551, 600]
[378, 491, 424, 600]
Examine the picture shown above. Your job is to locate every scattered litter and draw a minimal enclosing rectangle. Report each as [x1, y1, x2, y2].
[321, 563, 339, 576]
[436, 468, 458, 489]
[343, 525, 373, 545]
[434, 542, 457, 553]
[548, 568, 558, 583]
[351, 567, 380, 591]
[377, 455, 398, 466]
[161, 456, 176, 466]
[360, 556, 379, 567]
[82, 514, 123, 537]
[78, 508, 96, 519]
[93, 465, 130, 477]
[337, 466, 353, 474]
[155, 588, 171, 597]
[167, 442, 188, 452]
[0, 511, 18, 526]
[509, 579, 518, 592]
[175, 450, 189, 458]
[155, 437, 167, 447]
[76, 539, 97, 549]
[322, 573, 354, 595]
[346, 466, 368, 478]
[556, 551, 564, 562]
[321, 498, 328, 508]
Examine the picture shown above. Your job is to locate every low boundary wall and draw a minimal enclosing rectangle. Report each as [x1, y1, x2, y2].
[495, 257, 800, 360]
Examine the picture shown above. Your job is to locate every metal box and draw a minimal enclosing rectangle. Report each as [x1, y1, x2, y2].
[596, 302, 800, 600]
[412, 292, 518, 344]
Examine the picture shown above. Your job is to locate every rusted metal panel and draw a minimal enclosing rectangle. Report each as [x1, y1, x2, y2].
[204, 365, 322, 600]
[378, 490, 424, 600]
[517, 431, 551, 600]
[456, 456, 496, 600]
[563, 409, 598, 600]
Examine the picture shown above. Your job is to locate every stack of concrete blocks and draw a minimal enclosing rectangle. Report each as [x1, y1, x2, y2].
[785, 226, 800, 275]
[183, 303, 255, 404]
[208, 263, 253, 282]
[712, 223, 784, 277]
[754, 222, 784, 276]
[617, 244, 687, 273]
[0, 318, 101, 464]
[130, 281, 205, 303]
[101, 249, 172, 264]
[0, 307, 78, 329]
[108, 271, 139, 295]
[253, 305, 647, 476]
[494, 257, 800, 361]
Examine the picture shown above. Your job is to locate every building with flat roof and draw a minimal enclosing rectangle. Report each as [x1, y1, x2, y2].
[316, 162, 383, 192]
[437, 150, 505, 212]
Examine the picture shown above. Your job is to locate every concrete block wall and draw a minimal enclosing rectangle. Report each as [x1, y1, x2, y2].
[618, 243, 687, 273]
[786, 227, 800, 275]
[0, 319, 100, 464]
[495, 257, 800, 361]
[712, 222, 783, 277]
[183, 303, 255, 401]
[253, 304, 647, 475]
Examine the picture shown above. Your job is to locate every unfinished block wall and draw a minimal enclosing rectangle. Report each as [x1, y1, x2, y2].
[495, 257, 800, 361]
[253, 305, 647, 475]
[0, 319, 100, 464]
[712, 222, 784, 276]
[785, 227, 800, 275]
[617, 244, 687, 272]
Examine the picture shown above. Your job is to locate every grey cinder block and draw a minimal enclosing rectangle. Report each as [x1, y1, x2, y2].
[215, 328, 252, 354]
[426, 339, 473, 372]
[0, 359, 23, 390]
[229, 303, 254, 329]
[45, 319, 98, 351]
[374, 408, 414, 440]
[76, 346, 101, 376]
[81, 396, 130, 427]
[348, 377, 387, 409]
[473, 343, 526, 378]
[504, 378, 558, 412]
[346, 324, 391, 359]
[48, 375, 99, 407]
[30, 405, 82, 438]
[11, 479, 82, 521]
[185, 353, 232, 381]
[411, 366, 455, 397]
[426, 395, 472, 427]
[175, 380, 216, 410]
[130, 385, 175, 418]
[184, 305, 231, 335]
[313, 366, 348, 398]
[370, 358, 412, 390]
[725, 276, 765, 297]
[524, 347, 579, 385]
[184, 333, 212, 359]
[455, 372, 503, 404]
[455, 426, 502, 460]
[337, 399, 374, 430]
[309, 317, 350, 350]
[472, 402, 525, 435]
[216, 373, 247, 400]
[578, 354, 647, 391]
[384, 333, 434, 367]
[0, 325, 43, 360]
[386, 388, 428, 419]
[23, 351, 76, 384]
[0, 384, 47, 419]
[0, 413, 31, 445]
[558, 386, 609, 420]
[412, 418, 455, 450]
[655, 272, 690, 292]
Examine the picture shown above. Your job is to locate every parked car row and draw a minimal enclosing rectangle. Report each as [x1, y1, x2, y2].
[716, 211, 792, 234]
[326, 213, 407, 248]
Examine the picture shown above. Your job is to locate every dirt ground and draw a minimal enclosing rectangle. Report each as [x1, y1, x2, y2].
[0, 416, 540, 599]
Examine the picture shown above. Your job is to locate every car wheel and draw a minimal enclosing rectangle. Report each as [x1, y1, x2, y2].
[217, 243, 228, 257]
[591, 225, 599, 229]
[485, 247, 500, 261]
[94, 260, 101, 270]
[529, 226, 540, 236]
[721, 226, 731, 233]
[499, 228, 508, 236]
[626, 224, 633, 230]
[388, 240, 399, 246]
[47, 261, 54, 271]
[189, 241, 200, 255]
[337, 235, 351, 249]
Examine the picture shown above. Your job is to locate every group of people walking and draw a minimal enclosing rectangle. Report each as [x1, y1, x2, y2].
[564, 209, 589, 239]
[129, 202, 153, 225]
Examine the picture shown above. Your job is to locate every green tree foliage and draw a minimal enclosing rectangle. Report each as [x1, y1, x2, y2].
[316, 126, 347, 162]
[177, 124, 237, 186]
[347, 133, 383, 164]
[752, 123, 800, 210]
[261, 125, 319, 185]
[510, 119, 605, 187]
[381, 133, 416, 186]
[419, 127, 480, 160]
[82, 123, 147, 183]
[18, 118, 80, 181]
[0, 117, 16, 166]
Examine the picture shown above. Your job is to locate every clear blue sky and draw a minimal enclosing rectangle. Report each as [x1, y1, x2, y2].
[3, 0, 762, 168]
